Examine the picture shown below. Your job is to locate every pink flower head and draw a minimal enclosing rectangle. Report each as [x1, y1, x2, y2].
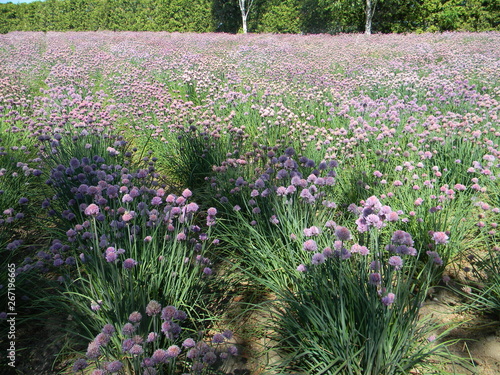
[432, 231, 449, 245]
[381, 293, 395, 306]
[84, 203, 100, 216]
[303, 239, 318, 252]
[122, 211, 135, 222]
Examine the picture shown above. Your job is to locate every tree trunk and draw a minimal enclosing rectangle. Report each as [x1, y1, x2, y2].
[242, 12, 247, 34]
[365, 0, 372, 35]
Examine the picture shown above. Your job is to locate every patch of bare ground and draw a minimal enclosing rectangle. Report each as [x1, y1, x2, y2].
[420, 287, 500, 375]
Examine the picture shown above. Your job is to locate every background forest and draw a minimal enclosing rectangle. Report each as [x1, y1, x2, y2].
[0, 0, 499, 34]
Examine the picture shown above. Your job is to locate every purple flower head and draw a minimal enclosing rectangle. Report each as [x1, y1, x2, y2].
[183, 338, 196, 348]
[351, 243, 369, 255]
[339, 247, 352, 259]
[368, 273, 382, 285]
[365, 196, 382, 210]
[426, 251, 443, 266]
[129, 344, 144, 356]
[86, 341, 101, 359]
[152, 349, 169, 364]
[303, 239, 318, 252]
[123, 258, 137, 269]
[303, 226, 320, 237]
[102, 324, 115, 335]
[166, 345, 181, 358]
[432, 231, 449, 245]
[105, 360, 123, 373]
[95, 333, 110, 346]
[18, 197, 29, 205]
[145, 300, 161, 316]
[105, 250, 117, 263]
[84, 203, 100, 216]
[174, 309, 187, 320]
[129, 311, 142, 323]
[122, 322, 136, 335]
[381, 293, 396, 306]
[297, 264, 307, 272]
[365, 214, 383, 229]
[186, 202, 199, 213]
[311, 253, 325, 265]
[203, 351, 217, 365]
[72, 358, 88, 372]
[335, 226, 352, 241]
[146, 332, 158, 343]
[222, 329, 233, 339]
[122, 338, 135, 352]
[276, 186, 287, 196]
[161, 305, 177, 321]
[122, 211, 135, 222]
[391, 230, 414, 246]
[151, 196, 162, 205]
[323, 247, 333, 258]
[388, 256, 403, 270]
[207, 207, 217, 216]
[212, 333, 225, 344]
[91, 300, 101, 311]
[182, 188, 192, 198]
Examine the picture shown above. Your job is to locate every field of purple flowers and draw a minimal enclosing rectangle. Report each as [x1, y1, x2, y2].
[1, 31, 499, 375]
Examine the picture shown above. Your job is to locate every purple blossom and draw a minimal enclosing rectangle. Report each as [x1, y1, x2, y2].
[102, 324, 115, 335]
[391, 230, 414, 246]
[303, 226, 320, 237]
[296, 264, 307, 272]
[186, 202, 199, 213]
[86, 341, 101, 359]
[426, 251, 444, 266]
[146, 332, 158, 343]
[105, 360, 123, 373]
[182, 188, 192, 198]
[84, 203, 100, 216]
[335, 226, 351, 241]
[166, 345, 181, 358]
[122, 322, 136, 335]
[151, 196, 162, 205]
[129, 311, 142, 323]
[311, 253, 325, 265]
[183, 338, 196, 348]
[212, 333, 225, 343]
[151, 349, 169, 364]
[388, 256, 403, 270]
[303, 239, 318, 252]
[129, 344, 144, 356]
[381, 293, 395, 306]
[368, 273, 382, 285]
[432, 231, 449, 244]
[123, 258, 137, 269]
[72, 358, 88, 372]
[122, 339, 135, 352]
[161, 305, 177, 320]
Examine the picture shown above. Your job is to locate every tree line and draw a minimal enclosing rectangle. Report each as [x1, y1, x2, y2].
[0, 0, 498, 34]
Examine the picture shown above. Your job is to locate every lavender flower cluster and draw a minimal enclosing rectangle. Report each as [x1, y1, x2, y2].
[73, 301, 238, 375]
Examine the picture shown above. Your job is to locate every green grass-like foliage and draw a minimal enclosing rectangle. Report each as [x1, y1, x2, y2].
[268, 228, 451, 375]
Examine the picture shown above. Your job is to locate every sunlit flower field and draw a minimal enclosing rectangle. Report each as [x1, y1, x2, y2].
[1, 31, 499, 375]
